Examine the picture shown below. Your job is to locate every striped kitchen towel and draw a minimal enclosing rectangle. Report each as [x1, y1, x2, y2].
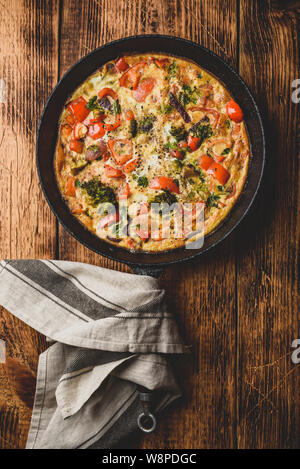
[0, 260, 187, 449]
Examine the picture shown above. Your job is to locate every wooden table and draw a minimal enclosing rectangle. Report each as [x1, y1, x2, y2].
[0, 0, 299, 449]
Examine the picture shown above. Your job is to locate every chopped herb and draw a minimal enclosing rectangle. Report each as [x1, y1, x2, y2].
[168, 61, 178, 77]
[86, 96, 100, 111]
[160, 103, 173, 114]
[137, 176, 148, 187]
[111, 99, 121, 114]
[170, 125, 188, 142]
[75, 179, 81, 188]
[221, 147, 230, 155]
[178, 85, 198, 108]
[206, 193, 220, 208]
[81, 179, 117, 208]
[225, 119, 231, 129]
[197, 73, 203, 79]
[190, 123, 213, 144]
[164, 141, 178, 151]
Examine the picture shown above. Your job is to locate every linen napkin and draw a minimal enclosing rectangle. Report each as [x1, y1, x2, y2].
[0, 259, 187, 449]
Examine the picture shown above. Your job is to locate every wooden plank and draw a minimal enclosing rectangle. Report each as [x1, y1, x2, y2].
[59, 0, 238, 449]
[0, 0, 59, 449]
[238, 0, 299, 448]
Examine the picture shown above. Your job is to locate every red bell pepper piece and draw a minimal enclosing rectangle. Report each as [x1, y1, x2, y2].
[187, 135, 200, 152]
[151, 57, 170, 68]
[105, 164, 125, 179]
[115, 57, 129, 72]
[65, 176, 76, 196]
[107, 139, 133, 165]
[123, 158, 138, 173]
[67, 97, 90, 122]
[119, 62, 146, 90]
[198, 154, 213, 170]
[105, 114, 121, 131]
[207, 162, 230, 185]
[98, 87, 118, 100]
[87, 119, 105, 139]
[70, 139, 83, 153]
[149, 176, 180, 194]
[225, 99, 243, 123]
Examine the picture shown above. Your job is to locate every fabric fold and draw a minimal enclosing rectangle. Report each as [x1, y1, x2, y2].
[0, 259, 187, 449]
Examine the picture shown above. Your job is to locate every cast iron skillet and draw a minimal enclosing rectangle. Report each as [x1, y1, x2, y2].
[37, 35, 265, 276]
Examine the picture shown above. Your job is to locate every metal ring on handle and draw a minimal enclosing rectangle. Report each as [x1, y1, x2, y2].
[137, 412, 157, 433]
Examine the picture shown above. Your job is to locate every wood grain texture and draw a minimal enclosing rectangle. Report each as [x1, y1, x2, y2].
[0, 0, 59, 448]
[237, 0, 299, 449]
[0, 0, 299, 450]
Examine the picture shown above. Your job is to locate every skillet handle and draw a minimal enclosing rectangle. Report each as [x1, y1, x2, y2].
[131, 265, 163, 278]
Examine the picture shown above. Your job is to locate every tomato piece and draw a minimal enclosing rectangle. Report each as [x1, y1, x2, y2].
[149, 176, 180, 194]
[132, 78, 156, 102]
[67, 97, 90, 122]
[107, 139, 133, 165]
[187, 135, 200, 152]
[198, 154, 213, 170]
[207, 162, 230, 185]
[123, 158, 138, 173]
[98, 213, 119, 230]
[124, 110, 134, 121]
[87, 119, 105, 139]
[225, 99, 244, 123]
[115, 57, 129, 72]
[70, 139, 83, 153]
[73, 122, 87, 140]
[180, 141, 188, 149]
[135, 229, 149, 242]
[170, 149, 185, 160]
[118, 183, 130, 200]
[98, 87, 118, 100]
[105, 114, 121, 131]
[66, 176, 76, 196]
[119, 62, 146, 90]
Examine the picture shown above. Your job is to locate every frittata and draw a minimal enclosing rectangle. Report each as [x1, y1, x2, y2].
[54, 54, 250, 251]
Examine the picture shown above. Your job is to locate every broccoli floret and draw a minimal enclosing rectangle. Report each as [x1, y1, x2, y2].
[169, 125, 188, 142]
[190, 123, 213, 143]
[149, 190, 178, 206]
[138, 115, 156, 133]
[80, 179, 117, 208]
